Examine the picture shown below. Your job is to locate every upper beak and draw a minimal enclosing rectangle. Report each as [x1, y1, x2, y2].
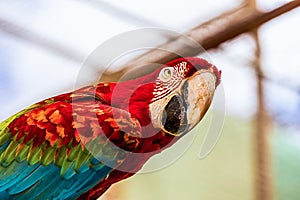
[183, 70, 216, 132]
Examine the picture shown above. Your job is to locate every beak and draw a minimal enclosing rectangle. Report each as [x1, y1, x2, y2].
[183, 70, 216, 132]
[150, 69, 217, 136]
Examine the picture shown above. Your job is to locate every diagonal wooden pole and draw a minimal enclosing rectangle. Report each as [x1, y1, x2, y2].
[100, 0, 300, 81]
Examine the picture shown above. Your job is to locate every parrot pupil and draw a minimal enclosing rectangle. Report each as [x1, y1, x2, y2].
[162, 95, 187, 135]
[164, 69, 171, 76]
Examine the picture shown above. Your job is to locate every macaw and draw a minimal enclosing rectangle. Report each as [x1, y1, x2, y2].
[0, 57, 221, 200]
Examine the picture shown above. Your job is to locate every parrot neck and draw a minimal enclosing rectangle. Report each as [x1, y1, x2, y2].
[93, 76, 178, 152]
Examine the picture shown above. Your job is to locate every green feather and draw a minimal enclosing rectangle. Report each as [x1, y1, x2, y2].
[0, 131, 11, 147]
[0, 140, 18, 167]
[67, 144, 81, 162]
[85, 137, 104, 156]
[0, 114, 16, 147]
[54, 146, 67, 167]
[60, 158, 75, 178]
[74, 149, 90, 172]
[16, 144, 30, 163]
[0, 116, 15, 132]
[27, 144, 42, 165]
[40, 146, 56, 166]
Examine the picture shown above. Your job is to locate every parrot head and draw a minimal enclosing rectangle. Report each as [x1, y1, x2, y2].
[111, 57, 221, 139]
[149, 57, 221, 136]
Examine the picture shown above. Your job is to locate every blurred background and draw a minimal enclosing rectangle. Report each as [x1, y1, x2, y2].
[0, 0, 299, 200]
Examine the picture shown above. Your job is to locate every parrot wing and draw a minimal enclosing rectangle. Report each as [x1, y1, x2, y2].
[0, 96, 141, 200]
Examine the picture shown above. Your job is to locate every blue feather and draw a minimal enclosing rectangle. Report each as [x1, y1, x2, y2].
[0, 162, 39, 191]
[8, 164, 55, 195]
[11, 164, 60, 200]
[0, 190, 9, 200]
[0, 160, 113, 200]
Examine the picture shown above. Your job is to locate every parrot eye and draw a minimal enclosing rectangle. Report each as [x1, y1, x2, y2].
[159, 67, 174, 82]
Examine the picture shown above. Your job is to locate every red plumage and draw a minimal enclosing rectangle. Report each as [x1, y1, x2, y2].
[1, 57, 221, 199]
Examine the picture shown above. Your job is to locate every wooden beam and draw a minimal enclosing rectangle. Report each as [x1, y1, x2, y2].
[101, 0, 300, 81]
[252, 29, 274, 200]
